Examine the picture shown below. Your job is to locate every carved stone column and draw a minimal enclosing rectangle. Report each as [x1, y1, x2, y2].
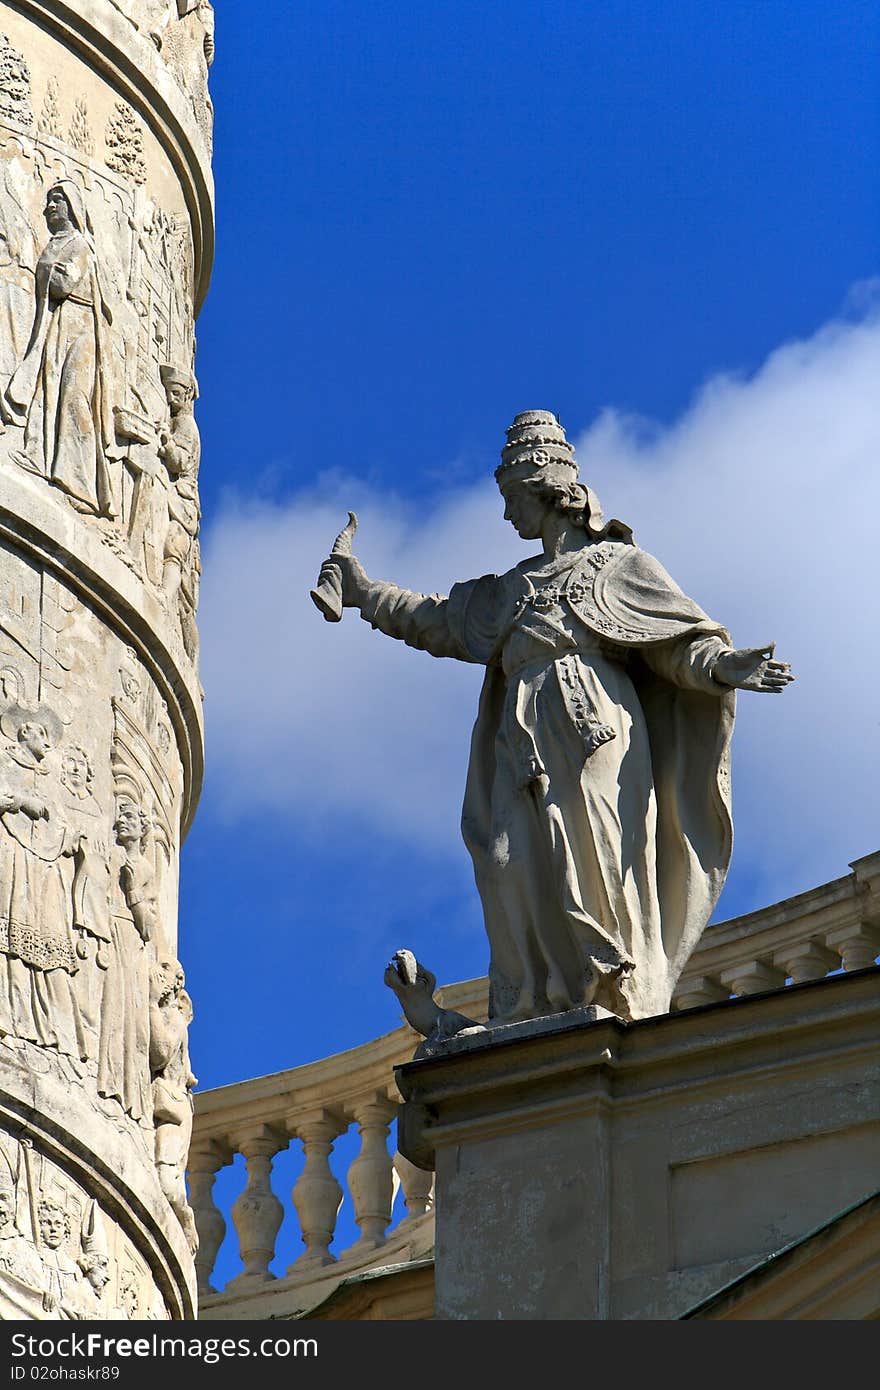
[343, 1095, 397, 1256]
[288, 1110, 345, 1274]
[188, 1139, 229, 1298]
[393, 1147, 434, 1224]
[0, 0, 213, 1320]
[825, 922, 880, 974]
[228, 1129, 285, 1287]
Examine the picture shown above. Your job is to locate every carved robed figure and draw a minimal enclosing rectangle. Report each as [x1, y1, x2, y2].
[316, 411, 794, 1025]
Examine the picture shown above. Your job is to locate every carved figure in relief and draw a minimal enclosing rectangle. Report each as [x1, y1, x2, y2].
[59, 746, 113, 1064]
[95, 798, 154, 1124]
[149, 959, 197, 1252]
[0, 159, 37, 393]
[0, 704, 88, 1061]
[0, 1159, 51, 1318]
[37, 1195, 83, 1314]
[317, 412, 795, 1025]
[2, 181, 118, 519]
[158, 364, 200, 614]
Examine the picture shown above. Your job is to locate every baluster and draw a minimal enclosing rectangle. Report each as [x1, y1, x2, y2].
[671, 976, 729, 1011]
[341, 1094, 396, 1257]
[773, 940, 836, 984]
[288, 1109, 345, 1275]
[719, 960, 786, 997]
[393, 1148, 434, 1225]
[825, 922, 880, 973]
[187, 1138, 229, 1297]
[226, 1126, 285, 1288]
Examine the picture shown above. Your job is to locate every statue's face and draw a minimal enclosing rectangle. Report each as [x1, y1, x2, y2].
[45, 189, 73, 234]
[86, 1257, 110, 1294]
[18, 722, 50, 761]
[114, 802, 141, 846]
[38, 1204, 67, 1249]
[499, 477, 546, 541]
[166, 382, 190, 414]
[63, 748, 90, 789]
[0, 1190, 14, 1231]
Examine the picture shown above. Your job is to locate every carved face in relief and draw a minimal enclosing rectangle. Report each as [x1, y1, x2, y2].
[61, 746, 93, 794]
[115, 799, 148, 849]
[165, 381, 191, 416]
[0, 1188, 15, 1234]
[44, 188, 74, 236]
[80, 1252, 110, 1296]
[38, 1199, 70, 1250]
[17, 721, 51, 763]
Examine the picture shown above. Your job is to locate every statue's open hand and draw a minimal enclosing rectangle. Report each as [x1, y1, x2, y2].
[714, 644, 794, 693]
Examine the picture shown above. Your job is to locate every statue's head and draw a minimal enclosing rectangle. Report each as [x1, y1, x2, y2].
[17, 720, 51, 762]
[38, 1196, 70, 1250]
[44, 181, 86, 236]
[114, 797, 149, 848]
[495, 410, 631, 544]
[61, 744, 92, 792]
[495, 411, 588, 538]
[0, 1183, 15, 1232]
[78, 1251, 110, 1295]
[160, 364, 198, 415]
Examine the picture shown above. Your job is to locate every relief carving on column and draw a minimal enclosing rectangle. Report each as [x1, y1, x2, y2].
[0, 92, 202, 666]
[0, 1135, 169, 1319]
[108, 2, 215, 150]
[0, 35, 34, 130]
[149, 958, 198, 1252]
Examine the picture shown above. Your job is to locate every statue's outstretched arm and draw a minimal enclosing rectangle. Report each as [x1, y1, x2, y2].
[312, 515, 473, 661]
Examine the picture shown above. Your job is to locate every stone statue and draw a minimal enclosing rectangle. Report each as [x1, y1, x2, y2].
[384, 949, 486, 1058]
[2, 181, 118, 518]
[149, 959, 198, 1252]
[158, 363, 200, 617]
[317, 411, 795, 1025]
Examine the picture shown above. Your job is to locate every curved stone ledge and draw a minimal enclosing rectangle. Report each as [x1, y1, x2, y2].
[0, 465, 203, 837]
[1, 1043, 197, 1319]
[8, 0, 214, 309]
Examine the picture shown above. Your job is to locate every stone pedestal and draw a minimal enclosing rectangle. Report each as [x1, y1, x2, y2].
[396, 970, 880, 1320]
[0, 0, 213, 1320]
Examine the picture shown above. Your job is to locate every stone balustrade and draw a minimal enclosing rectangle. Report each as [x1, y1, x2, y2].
[190, 979, 486, 1319]
[190, 853, 880, 1318]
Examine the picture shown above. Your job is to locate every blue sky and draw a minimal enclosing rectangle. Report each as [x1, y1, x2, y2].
[185, 0, 878, 1139]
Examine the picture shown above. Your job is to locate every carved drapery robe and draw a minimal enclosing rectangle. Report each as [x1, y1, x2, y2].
[96, 847, 153, 1125]
[360, 539, 735, 1022]
[4, 200, 115, 517]
[0, 757, 86, 1059]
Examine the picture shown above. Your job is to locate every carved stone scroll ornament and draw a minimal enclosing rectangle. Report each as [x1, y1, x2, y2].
[1, 182, 120, 520]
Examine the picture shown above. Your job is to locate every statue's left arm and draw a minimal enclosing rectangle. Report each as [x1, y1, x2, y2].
[643, 632, 793, 695]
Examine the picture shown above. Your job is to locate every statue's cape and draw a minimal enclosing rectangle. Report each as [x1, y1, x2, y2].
[447, 541, 735, 998]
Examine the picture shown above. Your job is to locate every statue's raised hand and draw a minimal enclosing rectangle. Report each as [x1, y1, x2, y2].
[714, 643, 794, 694]
[310, 512, 367, 620]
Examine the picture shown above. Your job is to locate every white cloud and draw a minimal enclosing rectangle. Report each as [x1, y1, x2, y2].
[199, 294, 880, 905]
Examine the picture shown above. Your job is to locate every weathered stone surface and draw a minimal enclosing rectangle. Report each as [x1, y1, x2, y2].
[0, 0, 212, 1321]
[395, 969, 880, 1320]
